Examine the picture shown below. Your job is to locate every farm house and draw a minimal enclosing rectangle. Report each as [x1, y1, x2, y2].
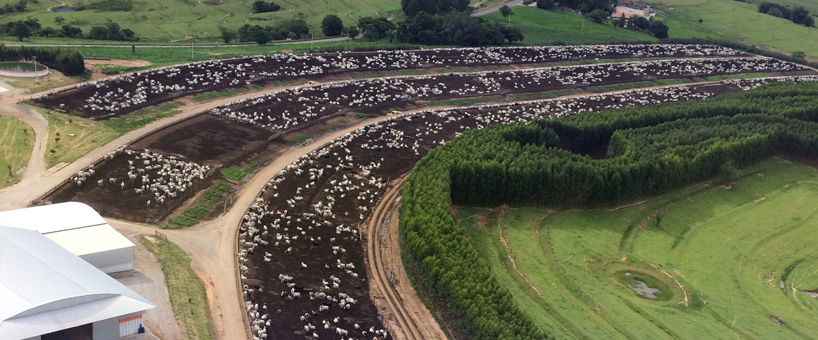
[0, 226, 155, 340]
[0, 202, 134, 273]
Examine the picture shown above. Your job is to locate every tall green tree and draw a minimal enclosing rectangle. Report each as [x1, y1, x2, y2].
[537, 0, 555, 10]
[13, 22, 31, 41]
[649, 20, 669, 39]
[321, 14, 344, 36]
[219, 27, 237, 44]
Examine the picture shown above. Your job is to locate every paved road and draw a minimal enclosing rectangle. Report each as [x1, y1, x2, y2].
[1, 36, 350, 49]
[471, 0, 527, 17]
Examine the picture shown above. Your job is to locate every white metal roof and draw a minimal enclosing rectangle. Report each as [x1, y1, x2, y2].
[0, 227, 155, 340]
[44, 224, 134, 257]
[0, 202, 107, 233]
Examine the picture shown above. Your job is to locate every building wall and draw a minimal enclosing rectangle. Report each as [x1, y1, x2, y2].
[80, 246, 135, 274]
[92, 311, 143, 340]
[118, 314, 145, 337]
[22, 336, 41, 340]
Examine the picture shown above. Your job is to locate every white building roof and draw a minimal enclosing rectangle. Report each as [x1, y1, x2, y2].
[0, 227, 155, 340]
[0, 202, 107, 233]
[44, 224, 134, 257]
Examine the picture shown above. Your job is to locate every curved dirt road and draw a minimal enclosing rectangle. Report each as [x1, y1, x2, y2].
[366, 177, 422, 340]
[365, 176, 448, 340]
[0, 101, 48, 182]
[1, 60, 743, 339]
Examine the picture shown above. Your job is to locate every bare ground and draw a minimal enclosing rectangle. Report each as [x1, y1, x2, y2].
[365, 176, 448, 340]
[109, 225, 185, 340]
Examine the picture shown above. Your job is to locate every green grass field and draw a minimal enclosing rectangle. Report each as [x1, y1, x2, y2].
[39, 107, 121, 168]
[744, 0, 818, 16]
[56, 38, 409, 64]
[456, 158, 818, 339]
[483, 7, 657, 45]
[646, 0, 818, 58]
[0, 116, 35, 188]
[34, 101, 185, 168]
[140, 235, 213, 340]
[0, 0, 402, 43]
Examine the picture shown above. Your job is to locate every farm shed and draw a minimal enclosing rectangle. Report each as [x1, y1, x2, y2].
[0, 202, 135, 273]
[0, 226, 155, 340]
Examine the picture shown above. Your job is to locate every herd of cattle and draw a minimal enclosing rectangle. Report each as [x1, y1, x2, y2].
[29, 44, 818, 339]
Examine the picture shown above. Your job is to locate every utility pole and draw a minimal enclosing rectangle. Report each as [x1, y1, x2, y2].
[32, 55, 39, 84]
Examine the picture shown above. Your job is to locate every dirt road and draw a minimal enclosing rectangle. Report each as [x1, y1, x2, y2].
[105, 113, 453, 339]
[472, 0, 527, 17]
[0, 60, 746, 339]
[0, 101, 48, 183]
[111, 225, 185, 340]
[0, 76, 348, 210]
[365, 176, 448, 340]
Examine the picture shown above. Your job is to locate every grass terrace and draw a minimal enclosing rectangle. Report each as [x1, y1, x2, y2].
[35, 101, 186, 168]
[646, 0, 818, 59]
[455, 158, 818, 339]
[481, 7, 657, 45]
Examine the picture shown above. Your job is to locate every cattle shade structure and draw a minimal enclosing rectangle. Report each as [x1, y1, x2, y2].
[0, 227, 155, 340]
[0, 202, 134, 273]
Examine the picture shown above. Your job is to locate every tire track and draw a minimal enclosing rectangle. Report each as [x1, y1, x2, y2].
[365, 176, 425, 340]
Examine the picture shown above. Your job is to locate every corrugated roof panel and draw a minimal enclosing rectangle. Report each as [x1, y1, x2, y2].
[44, 224, 135, 256]
[0, 202, 106, 233]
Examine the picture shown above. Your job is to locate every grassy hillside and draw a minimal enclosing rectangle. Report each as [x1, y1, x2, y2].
[0, 117, 35, 188]
[0, 0, 402, 42]
[482, 6, 657, 45]
[744, 0, 818, 15]
[645, 0, 818, 58]
[456, 158, 818, 339]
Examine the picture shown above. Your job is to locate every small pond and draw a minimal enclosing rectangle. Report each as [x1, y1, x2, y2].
[615, 270, 670, 301]
[0, 62, 46, 72]
[627, 277, 661, 299]
[53, 6, 76, 12]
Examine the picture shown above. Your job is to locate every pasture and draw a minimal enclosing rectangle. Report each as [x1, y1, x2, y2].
[456, 158, 818, 339]
[646, 0, 818, 58]
[40, 107, 120, 169]
[0, 0, 402, 42]
[743, 0, 818, 16]
[0, 117, 35, 188]
[482, 7, 657, 45]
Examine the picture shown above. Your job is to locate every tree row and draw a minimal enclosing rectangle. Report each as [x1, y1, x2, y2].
[400, 81, 818, 339]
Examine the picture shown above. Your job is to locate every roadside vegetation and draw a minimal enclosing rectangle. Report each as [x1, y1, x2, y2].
[166, 181, 231, 229]
[140, 235, 213, 340]
[36, 101, 185, 168]
[39, 107, 120, 168]
[0, 116, 35, 188]
[222, 163, 259, 181]
[192, 85, 262, 102]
